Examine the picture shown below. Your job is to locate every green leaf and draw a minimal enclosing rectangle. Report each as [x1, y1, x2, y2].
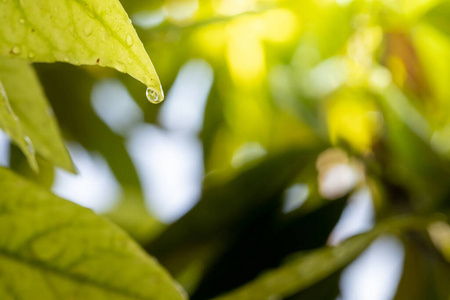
[35, 63, 142, 185]
[192, 195, 348, 299]
[214, 231, 378, 300]
[146, 148, 321, 295]
[0, 166, 186, 300]
[0, 80, 37, 171]
[0, 0, 163, 100]
[394, 232, 450, 300]
[119, 0, 164, 16]
[214, 216, 441, 300]
[147, 148, 321, 256]
[376, 83, 450, 209]
[423, 2, 450, 38]
[0, 56, 73, 171]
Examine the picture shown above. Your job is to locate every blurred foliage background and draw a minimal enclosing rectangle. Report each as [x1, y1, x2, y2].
[4, 0, 450, 298]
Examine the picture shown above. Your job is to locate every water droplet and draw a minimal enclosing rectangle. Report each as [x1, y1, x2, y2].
[28, 51, 35, 59]
[24, 136, 35, 155]
[116, 62, 126, 72]
[126, 35, 133, 46]
[146, 87, 163, 104]
[83, 23, 93, 36]
[19, 18, 24, 24]
[11, 46, 20, 54]
[101, 29, 109, 41]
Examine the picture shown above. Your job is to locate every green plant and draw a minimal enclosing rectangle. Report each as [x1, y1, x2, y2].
[2, 0, 450, 299]
[0, 0, 182, 299]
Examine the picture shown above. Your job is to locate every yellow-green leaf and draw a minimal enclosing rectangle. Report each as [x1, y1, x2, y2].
[0, 80, 37, 171]
[0, 166, 187, 300]
[0, 56, 73, 171]
[423, 2, 450, 38]
[0, 0, 163, 101]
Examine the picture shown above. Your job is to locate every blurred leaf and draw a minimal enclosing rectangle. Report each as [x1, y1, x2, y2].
[285, 271, 342, 300]
[375, 84, 450, 211]
[147, 148, 320, 255]
[215, 216, 441, 300]
[0, 57, 73, 172]
[192, 195, 348, 299]
[0, 166, 186, 300]
[0, 80, 37, 170]
[394, 231, 450, 300]
[327, 90, 379, 153]
[119, 0, 163, 15]
[200, 83, 227, 169]
[9, 146, 55, 189]
[413, 22, 450, 114]
[215, 229, 378, 300]
[423, 2, 450, 37]
[146, 148, 321, 293]
[35, 63, 142, 190]
[105, 188, 165, 245]
[308, 4, 353, 59]
[161, 237, 226, 296]
[0, 0, 163, 97]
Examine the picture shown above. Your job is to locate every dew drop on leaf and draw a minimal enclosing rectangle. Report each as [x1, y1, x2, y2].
[126, 34, 133, 46]
[19, 18, 24, 24]
[116, 62, 126, 72]
[24, 136, 35, 155]
[83, 23, 93, 36]
[11, 46, 20, 54]
[146, 87, 163, 104]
